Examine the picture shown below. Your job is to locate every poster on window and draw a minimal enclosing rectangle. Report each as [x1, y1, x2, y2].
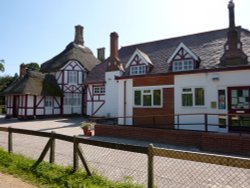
[218, 90, 226, 109]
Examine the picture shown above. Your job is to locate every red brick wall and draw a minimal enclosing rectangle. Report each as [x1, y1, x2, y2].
[132, 74, 174, 129]
[96, 124, 250, 156]
[133, 88, 174, 129]
[133, 75, 174, 87]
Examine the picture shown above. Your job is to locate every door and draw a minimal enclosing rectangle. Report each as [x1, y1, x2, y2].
[13, 95, 19, 117]
[228, 87, 250, 131]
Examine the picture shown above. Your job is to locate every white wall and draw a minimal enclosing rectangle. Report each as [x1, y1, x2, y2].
[175, 70, 250, 132]
[118, 79, 133, 125]
[104, 70, 122, 117]
[86, 84, 106, 116]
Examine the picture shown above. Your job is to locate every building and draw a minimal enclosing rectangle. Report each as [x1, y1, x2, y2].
[2, 25, 100, 118]
[86, 0, 250, 132]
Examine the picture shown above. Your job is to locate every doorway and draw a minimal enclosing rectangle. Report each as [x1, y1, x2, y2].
[228, 87, 250, 132]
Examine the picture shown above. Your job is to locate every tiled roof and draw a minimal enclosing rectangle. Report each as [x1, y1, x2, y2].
[40, 42, 100, 72]
[1, 71, 63, 96]
[85, 27, 250, 84]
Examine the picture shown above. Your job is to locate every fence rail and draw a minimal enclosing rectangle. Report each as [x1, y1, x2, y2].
[0, 127, 250, 188]
[91, 113, 250, 134]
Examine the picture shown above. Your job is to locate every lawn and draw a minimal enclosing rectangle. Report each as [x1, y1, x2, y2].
[0, 147, 144, 188]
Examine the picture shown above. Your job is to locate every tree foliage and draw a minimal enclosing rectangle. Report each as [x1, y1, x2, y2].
[0, 59, 5, 72]
[25, 62, 40, 71]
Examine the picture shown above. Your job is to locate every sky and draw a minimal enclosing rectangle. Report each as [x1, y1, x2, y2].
[0, 0, 250, 76]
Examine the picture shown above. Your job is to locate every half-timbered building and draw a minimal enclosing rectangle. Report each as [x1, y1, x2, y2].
[2, 25, 100, 118]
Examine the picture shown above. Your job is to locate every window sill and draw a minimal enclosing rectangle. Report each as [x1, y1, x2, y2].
[133, 106, 163, 109]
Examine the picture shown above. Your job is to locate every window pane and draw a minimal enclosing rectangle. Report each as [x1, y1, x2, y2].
[153, 90, 161, 106]
[134, 91, 141, 105]
[143, 95, 152, 106]
[182, 93, 192, 106]
[195, 88, 205, 106]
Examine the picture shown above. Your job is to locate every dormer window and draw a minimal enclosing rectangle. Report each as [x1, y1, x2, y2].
[167, 43, 199, 72]
[130, 65, 146, 75]
[126, 49, 153, 76]
[173, 60, 194, 72]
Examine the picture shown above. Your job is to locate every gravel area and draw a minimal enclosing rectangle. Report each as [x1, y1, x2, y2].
[0, 116, 249, 188]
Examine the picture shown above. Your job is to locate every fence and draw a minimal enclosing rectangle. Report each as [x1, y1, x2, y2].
[92, 113, 250, 133]
[0, 127, 250, 187]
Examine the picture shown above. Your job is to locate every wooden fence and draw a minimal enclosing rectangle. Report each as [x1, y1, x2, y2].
[0, 127, 250, 188]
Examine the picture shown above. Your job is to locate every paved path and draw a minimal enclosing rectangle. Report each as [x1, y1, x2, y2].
[0, 172, 36, 188]
[0, 116, 249, 188]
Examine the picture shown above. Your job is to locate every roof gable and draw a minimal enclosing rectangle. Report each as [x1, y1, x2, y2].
[125, 49, 153, 69]
[167, 42, 199, 64]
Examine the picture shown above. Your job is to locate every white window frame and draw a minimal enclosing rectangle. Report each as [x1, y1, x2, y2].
[181, 87, 205, 107]
[68, 71, 78, 84]
[134, 88, 162, 108]
[93, 86, 105, 95]
[173, 60, 194, 72]
[130, 65, 146, 75]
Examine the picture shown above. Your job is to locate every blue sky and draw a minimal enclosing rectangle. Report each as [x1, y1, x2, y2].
[1, 0, 250, 76]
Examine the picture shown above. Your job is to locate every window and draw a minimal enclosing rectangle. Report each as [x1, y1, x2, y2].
[64, 93, 82, 106]
[182, 87, 205, 107]
[195, 88, 204, 106]
[45, 97, 52, 107]
[218, 90, 226, 109]
[93, 86, 105, 95]
[134, 89, 162, 107]
[130, 65, 146, 75]
[173, 60, 194, 72]
[68, 71, 77, 84]
[182, 88, 193, 106]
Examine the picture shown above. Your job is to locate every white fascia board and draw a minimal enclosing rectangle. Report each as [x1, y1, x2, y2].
[133, 85, 174, 90]
[167, 42, 199, 64]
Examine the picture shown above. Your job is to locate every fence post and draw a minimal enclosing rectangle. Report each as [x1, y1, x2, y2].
[148, 144, 154, 188]
[49, 131, 55, 163]
[204, 114, 208, 132]
[73, 136, 79, 171]
[8, 127, 13, 153]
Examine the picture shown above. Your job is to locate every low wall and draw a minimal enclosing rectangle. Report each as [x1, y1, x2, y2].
[95, 124, 250, 156]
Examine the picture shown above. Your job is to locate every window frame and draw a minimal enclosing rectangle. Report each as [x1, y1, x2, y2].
[130, 65, 147, 75]
[93, 86, 105, 95]
[173, 59, 194, 72]
[181, 87, 205, 107]
[134, 88, 162, 108]
[68, 70, 78, 84]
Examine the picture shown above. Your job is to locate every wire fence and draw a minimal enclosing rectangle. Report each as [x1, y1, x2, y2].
[0, 127, 250, 188]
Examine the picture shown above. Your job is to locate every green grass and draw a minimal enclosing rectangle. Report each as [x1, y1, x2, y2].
[0, 148, 144, 188]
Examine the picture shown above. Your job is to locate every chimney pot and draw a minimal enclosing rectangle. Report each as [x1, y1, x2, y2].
[74, 25, 84, 46]
[97, 48, 105, 61]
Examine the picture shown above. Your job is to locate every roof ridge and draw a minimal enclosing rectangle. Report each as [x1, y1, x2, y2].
[120, 27, 246, 49]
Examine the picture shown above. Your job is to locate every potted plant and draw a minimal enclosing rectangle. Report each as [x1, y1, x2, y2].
[80, 122, 95, 136]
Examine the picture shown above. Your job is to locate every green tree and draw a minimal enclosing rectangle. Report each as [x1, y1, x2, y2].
[25, 62, 40, 71]
[0, 60, 5, 72]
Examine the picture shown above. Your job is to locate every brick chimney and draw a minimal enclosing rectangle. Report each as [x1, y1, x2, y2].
[106, 32, 124, 72]
[19, 63, 26, 78]
[74, 25, 84, 46]
[97, 47, 105, 61]
[220, 0, 248, 66]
